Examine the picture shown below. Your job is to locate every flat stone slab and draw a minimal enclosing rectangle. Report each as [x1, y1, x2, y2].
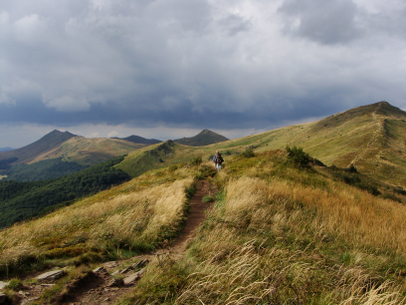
[132, 259, 149, 269]
[36, 270, 64, 281]
[93, 266, 107, 274]
[123, 268, 145, 285]
[103, 261, 118, 268]
[0, 293, 6, 304]
[0, 281, 8, 290]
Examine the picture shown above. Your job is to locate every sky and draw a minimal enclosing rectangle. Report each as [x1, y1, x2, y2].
[1, 0, 406, 148]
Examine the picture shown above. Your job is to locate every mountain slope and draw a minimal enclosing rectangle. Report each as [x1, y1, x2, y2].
[30, 136, 146, 166]
[212, 101, 406, 186]
[0, 131, 147, 181]
[1, 147, 405, 304]
[115, 102, 406, 187]
[0, 130, 76, 168]
[174, 129, 229, 146]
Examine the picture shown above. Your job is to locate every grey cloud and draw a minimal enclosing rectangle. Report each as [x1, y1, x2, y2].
[278, 0, 363, 45]
[1, 0, 406, 147]
[218, 13, 253, 36]
[364, 2, 406, 40]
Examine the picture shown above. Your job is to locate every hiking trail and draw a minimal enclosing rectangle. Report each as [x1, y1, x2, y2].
[350, 102, 385, 167]
[11, 179, 217, 305]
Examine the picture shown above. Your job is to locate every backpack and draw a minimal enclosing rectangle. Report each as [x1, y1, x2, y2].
[216, 154, 223, 164]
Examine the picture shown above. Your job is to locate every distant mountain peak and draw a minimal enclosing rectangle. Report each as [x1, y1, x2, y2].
[49, 129, 76, 136]
[313, 101, 406, 131]
[113, 135, 161, 145]
[0, 129, 77, 166]
[174, 129, 229, 146]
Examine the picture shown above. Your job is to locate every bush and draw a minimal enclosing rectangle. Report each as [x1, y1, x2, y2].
[381, 193, 401, 203]
[346, 164, 358, 173]
[394, 187, 406, 196]
[190, 156, 203, 166]
[7, 278, 24, 291]
[286, 146, 310, 168]
[241, 147, 255, 158]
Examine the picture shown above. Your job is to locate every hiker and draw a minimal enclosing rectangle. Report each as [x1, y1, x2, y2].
[213, 151, 224, 171]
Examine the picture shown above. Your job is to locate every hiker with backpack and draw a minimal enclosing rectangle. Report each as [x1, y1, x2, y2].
[213, 151, 224, 172]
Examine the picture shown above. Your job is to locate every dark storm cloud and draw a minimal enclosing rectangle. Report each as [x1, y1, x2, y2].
[1, 0, 406, 146]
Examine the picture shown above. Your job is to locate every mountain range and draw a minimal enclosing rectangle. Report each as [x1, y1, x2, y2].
[1, 101, 405, 185]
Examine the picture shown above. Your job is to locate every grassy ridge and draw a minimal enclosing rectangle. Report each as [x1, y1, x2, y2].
[116, 140, 216, 178]
[122, 151, 406, 304]
[0, 130, 76, 166]
[31, 137, 145, 166]
[117, 102, 406, 193]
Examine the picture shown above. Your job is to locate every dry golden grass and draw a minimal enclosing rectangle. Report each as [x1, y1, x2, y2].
[215, 176, 406, 255]
[175, 175, 406, 304]
[177, 240, 406, 305]
[0, 173, 194, 270]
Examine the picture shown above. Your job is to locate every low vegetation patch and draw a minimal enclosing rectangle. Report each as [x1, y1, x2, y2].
[202, 195, 214, 203]
[241, 146, 255, 158]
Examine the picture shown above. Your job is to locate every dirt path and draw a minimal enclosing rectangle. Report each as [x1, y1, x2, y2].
[350, 102, 385, 167]
[164, 179, 216, 255]
[16, 179, 217, 305]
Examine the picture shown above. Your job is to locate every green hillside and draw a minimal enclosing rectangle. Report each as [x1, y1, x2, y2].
[30, 136, 145, 166]
[0, 131, 145, 181]
[0, 156, 130, 229]
[117, 101, 406, 187]
[209, 101, 406, 186]
[4, 158, 87, 182]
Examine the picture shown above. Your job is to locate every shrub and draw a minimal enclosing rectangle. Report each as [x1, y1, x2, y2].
[346, 164, 358, 173]
[169, 165, 179, 172]
[190, 156, 202, 166]
[286, 146, 310, 168]
[7, 278, 24, 291]
[241, 147, 255, 158]
[394, 187, 406, 196]
[381, 193, 401, 203]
